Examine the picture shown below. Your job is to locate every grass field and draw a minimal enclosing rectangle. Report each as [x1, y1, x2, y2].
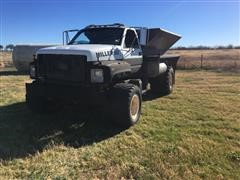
[0, 70, 239, 179]
[0, 51, 12, 69]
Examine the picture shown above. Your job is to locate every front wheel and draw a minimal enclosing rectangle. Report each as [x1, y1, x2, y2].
[110, 83, 142, 127]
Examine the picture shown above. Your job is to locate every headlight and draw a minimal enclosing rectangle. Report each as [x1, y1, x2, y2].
[91, 69, 104, 83]
[29, 65, 36, 78]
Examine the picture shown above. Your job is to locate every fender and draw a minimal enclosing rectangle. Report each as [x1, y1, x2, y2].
[90, 61, 132, 83]
[101, 60, 132, 82]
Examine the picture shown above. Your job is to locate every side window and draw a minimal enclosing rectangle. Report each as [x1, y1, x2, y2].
[124, 30, 139, 48]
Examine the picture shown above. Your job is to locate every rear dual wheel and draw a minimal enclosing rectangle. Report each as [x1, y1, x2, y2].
[149, 67, 175, 95]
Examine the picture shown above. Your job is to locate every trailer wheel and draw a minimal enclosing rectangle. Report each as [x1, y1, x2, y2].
[26, 94, 49, 113]
[150, 67, 174, 95]
[110, 83, 142, 127]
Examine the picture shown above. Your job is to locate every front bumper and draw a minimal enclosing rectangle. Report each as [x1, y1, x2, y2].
[26, 81, 108, 104]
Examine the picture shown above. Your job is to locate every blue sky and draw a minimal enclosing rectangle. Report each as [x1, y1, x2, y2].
[1, 0, 239, 47]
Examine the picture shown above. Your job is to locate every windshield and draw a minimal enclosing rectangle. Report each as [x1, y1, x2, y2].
[69, 28, 124, 45]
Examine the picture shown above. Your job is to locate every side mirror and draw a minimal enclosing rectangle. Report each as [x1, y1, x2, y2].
[62, 29, 79, 45]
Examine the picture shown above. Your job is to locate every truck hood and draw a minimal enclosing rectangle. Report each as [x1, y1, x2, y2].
[36, 44, 123, 61]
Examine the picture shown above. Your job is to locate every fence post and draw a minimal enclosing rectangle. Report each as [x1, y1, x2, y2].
[234, 60, 237, 68]
[200, 54, 203, 69]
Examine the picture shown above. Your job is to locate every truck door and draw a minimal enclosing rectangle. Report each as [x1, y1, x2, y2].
[122, 29, 143, 73]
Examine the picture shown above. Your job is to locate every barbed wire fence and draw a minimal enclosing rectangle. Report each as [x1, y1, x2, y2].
[177, 54, 239, 71]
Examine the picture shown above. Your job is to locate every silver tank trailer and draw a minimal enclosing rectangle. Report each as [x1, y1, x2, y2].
[12, 45, 55, 71]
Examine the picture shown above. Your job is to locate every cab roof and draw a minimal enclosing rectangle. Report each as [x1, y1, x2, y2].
[84, 23, 125, 29]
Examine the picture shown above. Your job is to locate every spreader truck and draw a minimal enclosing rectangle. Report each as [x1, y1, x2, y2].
[26, 23, 181, 126]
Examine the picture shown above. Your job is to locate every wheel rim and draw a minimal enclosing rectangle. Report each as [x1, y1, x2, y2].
[130, 94, 140, 122]
[169, 75, 173, 90]
[169, 71, 173, 90]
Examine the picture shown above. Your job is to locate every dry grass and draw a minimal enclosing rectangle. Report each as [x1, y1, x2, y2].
[0, 70, 239, 179]
[167, 49, 240, 71]
[1, 49, 240, 71]
[0, 52, 13, 68]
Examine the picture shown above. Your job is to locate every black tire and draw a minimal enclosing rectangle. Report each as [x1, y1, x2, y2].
[26, 94, 49, 113]
[110, 83, 142, 127]
[149, 67, 174, 95]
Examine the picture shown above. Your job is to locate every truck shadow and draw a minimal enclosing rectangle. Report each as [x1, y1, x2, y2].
[0, 91, 163, 161]
[0, 70, 28, 76]
[143, 90, 165, 101]
[0, 102, 127, 161]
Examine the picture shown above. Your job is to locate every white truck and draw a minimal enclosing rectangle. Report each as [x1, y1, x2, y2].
[26, 23, 181, 126]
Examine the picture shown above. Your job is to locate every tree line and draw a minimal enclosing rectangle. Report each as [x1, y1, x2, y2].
[172, 44, 240, 50]
[0, 44, 14, 51]
[0, 44, 239, 51]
